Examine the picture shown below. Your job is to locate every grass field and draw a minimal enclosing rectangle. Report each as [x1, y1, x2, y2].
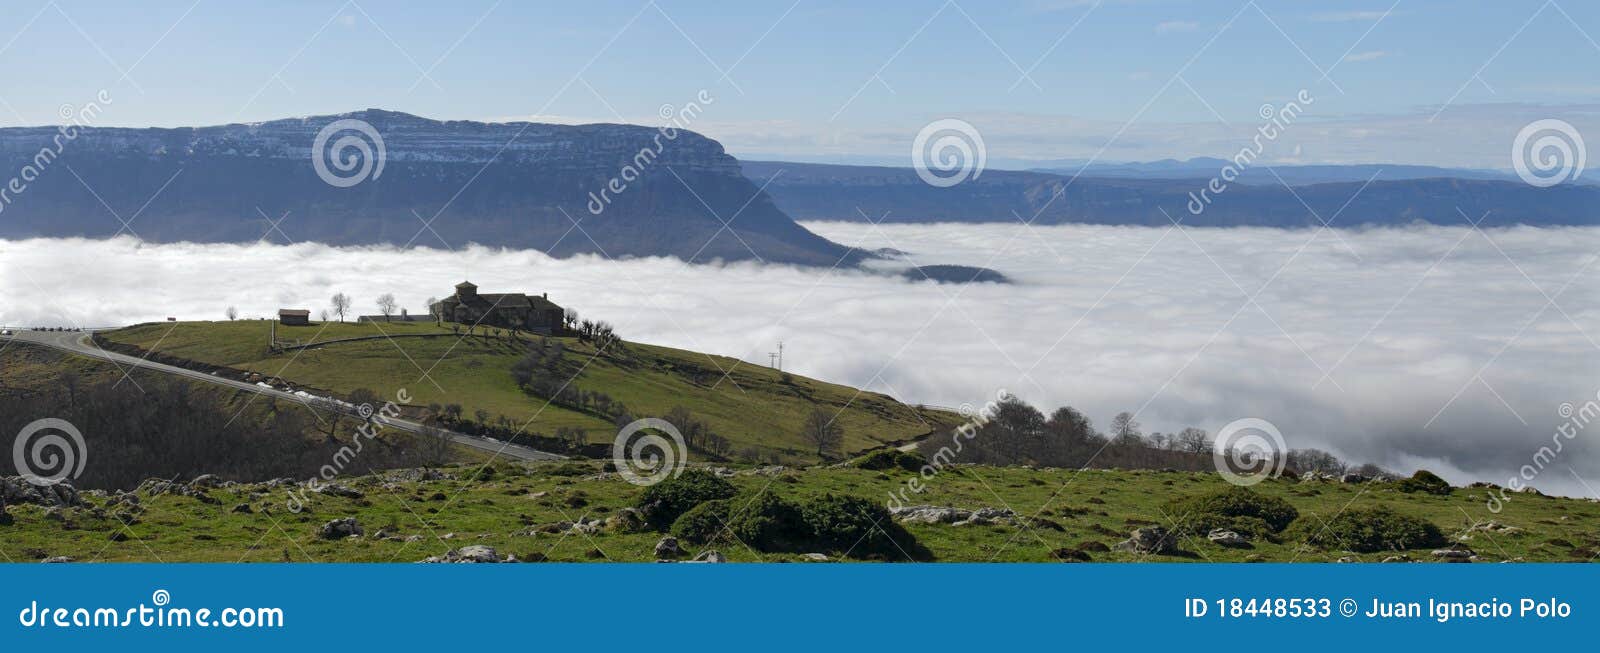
[98, 321, 953, 461]
[5, 459, 1596, 563]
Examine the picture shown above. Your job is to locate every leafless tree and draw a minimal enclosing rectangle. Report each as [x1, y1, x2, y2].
[376, 293, 397, 321]
[225, 306, 238, 321]
[802, 408, 844, 459]
[330, 293, 352, 323]
[1110, 411, 1143, 446]
[1176, 427, 1210, 453]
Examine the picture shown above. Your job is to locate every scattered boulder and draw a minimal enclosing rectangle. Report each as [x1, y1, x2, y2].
[2, 477, 86, 508]
[1206, 529, 1250, 548]
[1114, 526, 1178, 555]
[317, 517, 363, 540]
[654, 536, 681, 560]
[316, 483, 364, 499]
[1432, 547, 1473, 561]
[890, 504, 1018, 527]
[802, 553, 830, 562]
[189, 474, 223, 489]
[40, 556, 74, 563]
[231, 503, 253, 514]
[421, 545, 500, 563]
[1340, 473, 1367, 484]
[688, 550, 727, 563]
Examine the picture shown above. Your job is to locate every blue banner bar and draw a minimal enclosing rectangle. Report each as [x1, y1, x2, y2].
[3, 563, 1591, 649]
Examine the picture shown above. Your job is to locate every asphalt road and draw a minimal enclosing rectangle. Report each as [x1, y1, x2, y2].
[1, 329, 565, 462]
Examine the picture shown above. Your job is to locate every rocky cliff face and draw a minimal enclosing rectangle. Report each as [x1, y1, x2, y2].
[0, 110, 857, 266]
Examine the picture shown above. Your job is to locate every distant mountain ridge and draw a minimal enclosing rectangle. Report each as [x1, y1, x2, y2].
[0, 110, 859, 266]
[741, 160, 1600, 227]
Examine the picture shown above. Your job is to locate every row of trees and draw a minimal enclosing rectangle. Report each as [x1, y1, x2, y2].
[913, 396, 1376, 476]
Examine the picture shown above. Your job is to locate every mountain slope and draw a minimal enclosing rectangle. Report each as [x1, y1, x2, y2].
[742, 160, 1600, 227]
[0, 110, 859, 266]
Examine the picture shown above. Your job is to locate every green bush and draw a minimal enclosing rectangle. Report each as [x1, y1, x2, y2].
[853, 449, 927, 472]
[1395, 470, 1452, 495]
[635, 469, 738, 530]
[727, 491, 807, 551]
[670, 499, 732, 545]
[1164, 486, 1298, 536]
[799, 494, 929, 560]
[1289, 505, 1446, 553]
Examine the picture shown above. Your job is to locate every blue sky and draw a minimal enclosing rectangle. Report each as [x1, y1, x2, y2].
[3, 0, 1598, 167]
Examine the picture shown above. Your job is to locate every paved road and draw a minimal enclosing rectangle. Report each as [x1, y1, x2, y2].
[1, 329, 565, 462]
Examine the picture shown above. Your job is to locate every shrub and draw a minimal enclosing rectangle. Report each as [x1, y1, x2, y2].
[727, 491, 807, 551]
[1395, 470, 1452, 495]
[1164, 486, 1298, 537]
[1289, 505, 1446, 553]
[799, 494, 929, 560]
[671, 499, 732, 545]
[635, 469, 738, 530]
[853, 449, 927, 472]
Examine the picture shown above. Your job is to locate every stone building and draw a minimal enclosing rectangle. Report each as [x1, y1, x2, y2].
[429, 281, 564, 333]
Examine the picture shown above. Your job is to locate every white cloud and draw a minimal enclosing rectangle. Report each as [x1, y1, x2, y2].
[2, 224, 1596, 495]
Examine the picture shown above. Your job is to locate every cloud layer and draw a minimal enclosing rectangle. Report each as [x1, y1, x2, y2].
[2, 223, 1596, 494]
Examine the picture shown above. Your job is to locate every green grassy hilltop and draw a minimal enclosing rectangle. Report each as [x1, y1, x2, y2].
[98, 320, 950, 462]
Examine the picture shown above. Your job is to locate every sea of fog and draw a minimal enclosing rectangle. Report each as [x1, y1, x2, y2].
[1, 223, 1596, 495]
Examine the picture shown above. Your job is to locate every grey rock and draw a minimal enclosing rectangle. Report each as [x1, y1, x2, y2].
[317, 517, 363, 540]
[1206, 529, 1250, 548]
[654, 536, 681, 560]
[1114, 526, 1178, 554]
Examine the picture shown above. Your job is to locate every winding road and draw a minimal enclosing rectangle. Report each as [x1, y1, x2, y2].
[1, 329, 565, 462]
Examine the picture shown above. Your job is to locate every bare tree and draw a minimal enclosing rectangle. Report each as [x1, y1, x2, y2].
[416, 425, 454, 467]
[424, 296, 440, 324]
[1176, 427, 1210, 453]
[225, 306, 238, 321]
[319, 309, 330, 322]
[1109, 411, 1143, 446]
[801, 408, 844, 459]
[376, 293, 397, 321]
[330, 293, 352, 323]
